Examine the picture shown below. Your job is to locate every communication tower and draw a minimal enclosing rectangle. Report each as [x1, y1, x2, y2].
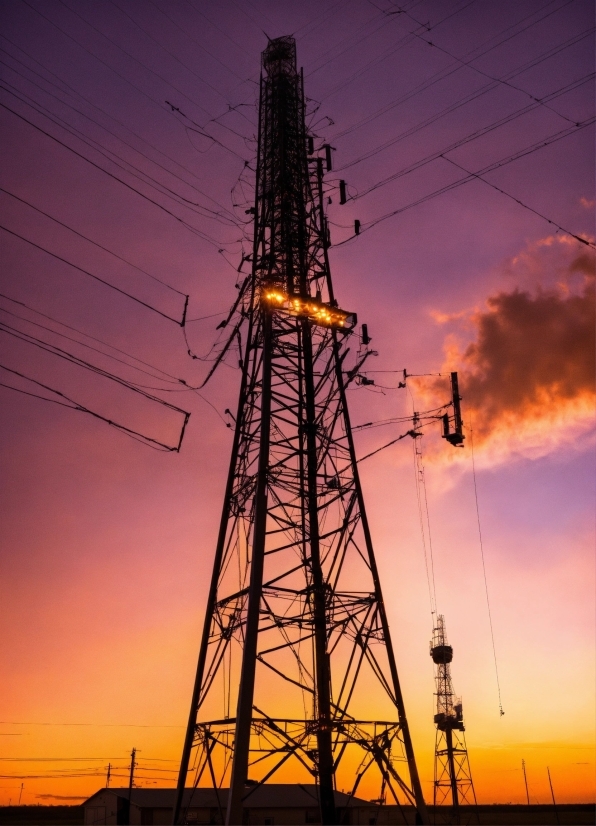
[172, 36, 428, 825]
[430, 616, 477, 823]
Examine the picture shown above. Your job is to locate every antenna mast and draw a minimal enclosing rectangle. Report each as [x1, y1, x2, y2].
[431, 616, 477, 823]
[173, 36, 428, 826]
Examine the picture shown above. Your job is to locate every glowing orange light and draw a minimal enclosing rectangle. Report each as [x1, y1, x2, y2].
[262, 288, 354, 329]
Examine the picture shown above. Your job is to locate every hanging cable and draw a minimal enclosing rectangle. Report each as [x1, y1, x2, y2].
[332, 115, 596, 247]
[0, 224, 186, 325]
[410, 410, 438, 618]
[0, 188, 188, 295]
[0, 101, 241, 250]
[0, 364, 189, 452]
[469, 418, 505, 717]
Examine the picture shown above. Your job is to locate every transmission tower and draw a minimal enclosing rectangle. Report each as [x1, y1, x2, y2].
[430, 616, 477, 823]
[173, 36, 428, 826]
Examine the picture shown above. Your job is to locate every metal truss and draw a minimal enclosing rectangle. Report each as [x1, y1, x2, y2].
[431, 617, 477, 824]
[173, 36, 428, 826]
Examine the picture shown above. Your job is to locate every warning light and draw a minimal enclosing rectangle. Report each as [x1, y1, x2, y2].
[263, 288, 356, 330]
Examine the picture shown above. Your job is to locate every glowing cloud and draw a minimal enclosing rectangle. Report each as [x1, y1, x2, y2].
[425, 238, 595, 464]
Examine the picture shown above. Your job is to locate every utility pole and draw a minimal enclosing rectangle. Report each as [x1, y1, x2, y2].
[124, 748, 136, 826]
[18, 784, 24, 805]
[172, 34, 428, 826]
[431, 616, 477, 824]
[106, 763, 111, 789]
[522, 759, 530, 805]
[547, 767, 559, 824]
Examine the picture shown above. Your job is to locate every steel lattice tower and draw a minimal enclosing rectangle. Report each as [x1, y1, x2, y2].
[430, 616, 477, 823]
[173, 37, 428, 826]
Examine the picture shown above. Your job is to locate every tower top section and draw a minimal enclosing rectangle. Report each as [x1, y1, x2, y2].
[262, 36, 297, 76]
[430, 614, 453, 664]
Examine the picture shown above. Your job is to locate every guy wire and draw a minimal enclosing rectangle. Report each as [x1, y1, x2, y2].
[469, 415, 505, 716]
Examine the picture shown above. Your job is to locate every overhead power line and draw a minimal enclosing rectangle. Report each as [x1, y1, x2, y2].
[441, 155, 594, 248]
[0, 100, 239, 250]
[336, 27, 594, 172]
[335, 116, 596, 246]
[0, 188, 186, 296]
[354, 72, 595, 195]
[16, 0, 248, 159]
[0, 82, 243, 235]
[0, 364, 190, 452]
[0, 224, 187, 325]
[330, 0, 576, 141]
[0, 61, 243, 224]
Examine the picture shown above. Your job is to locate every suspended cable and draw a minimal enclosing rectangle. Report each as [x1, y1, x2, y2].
[335, 27, 594, 172]
[413, 429, 439, 617]
[0, 292, 184, 385]
[401, 8, 577, 124]
[0, 83, 243, 233]
[317, 0, 477, 101]
[333, 116, 596, 245]
[0, 188, 187, 295]
[0, 61, 243, 223]
[0, 364, 189, 453]
[354, 73, 594, 194]
[330, 0, 575, 141]
[0, 323, 186, 411]
[0, 224, 186, 325]
[469, 419, 505, 717]
[15, 0, 248, 160]
[0, 295, 233, 428]
[0, 37, 247, 214]
[0, 100, 241, 250]
[441, 156, 595, 247]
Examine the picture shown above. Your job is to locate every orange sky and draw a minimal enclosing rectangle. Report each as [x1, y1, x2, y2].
[1, 0, 594, 809]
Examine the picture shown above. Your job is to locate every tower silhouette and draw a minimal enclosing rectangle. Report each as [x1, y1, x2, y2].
[173, 36, 428, 826]
[430, 616, 477, 823]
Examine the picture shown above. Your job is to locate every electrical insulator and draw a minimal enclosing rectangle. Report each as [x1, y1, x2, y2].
[339, 180, 346, 205]
[307, 136, 314, 155]
[361, 324, 371, 345]
[354, 219, 361, 235]
[324, 144, 332, 171]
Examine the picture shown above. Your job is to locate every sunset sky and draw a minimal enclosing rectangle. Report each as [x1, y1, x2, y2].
[0, 0, 594, 809]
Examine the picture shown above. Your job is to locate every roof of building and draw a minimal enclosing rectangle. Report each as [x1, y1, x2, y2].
[83, 785, 372, 809]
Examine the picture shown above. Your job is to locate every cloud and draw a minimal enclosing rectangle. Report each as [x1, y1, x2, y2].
[424, 237, 595, 465]
[580, 196, 595, 209]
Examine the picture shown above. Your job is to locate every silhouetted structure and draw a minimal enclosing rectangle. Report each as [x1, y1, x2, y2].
[431, 616, 477, 823]
[172, 36, 428, 826]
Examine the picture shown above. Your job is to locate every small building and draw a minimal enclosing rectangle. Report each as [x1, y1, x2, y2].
[82, 785, 382, 825]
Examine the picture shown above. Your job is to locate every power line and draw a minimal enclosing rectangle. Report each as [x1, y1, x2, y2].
[0, 40, 248, 211]
[316, 0, 477, 101]
[0, 364, 190, 453]
[336, 27, 594, 172]
[404, 15, 577, 125]
[0, 60, 243, 224]
[441, 155, 594, 247]
[0, 323, 188, 412]
[0, 293, 187, 385]
[0, 306, 180, 389]
[15, 0, 247, 159]
[330, 0, 576, 141]
[354, 72, 594, 195]
[469, 420, 505, 717]
[334, 115, 596, 244]
[0, 223, 186, 324]
[0, 188, 187, 295]
[0, 82, 243, 234]
[0, 100, 238, 250]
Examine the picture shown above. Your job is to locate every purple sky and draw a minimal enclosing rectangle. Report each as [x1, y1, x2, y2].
[0, 0, 594, 805]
